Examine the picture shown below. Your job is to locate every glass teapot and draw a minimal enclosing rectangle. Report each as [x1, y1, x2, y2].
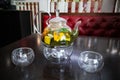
[42, 10, 81, 47]
[41, 10, 81, 63]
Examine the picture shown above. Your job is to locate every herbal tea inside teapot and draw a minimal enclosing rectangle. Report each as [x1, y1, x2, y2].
[42, 10, 81, 47]
[40, 10, 81, 63]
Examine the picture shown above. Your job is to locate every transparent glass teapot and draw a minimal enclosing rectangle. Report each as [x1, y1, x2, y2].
[41, 10, 81, 63]
[42, 10, 81, 47]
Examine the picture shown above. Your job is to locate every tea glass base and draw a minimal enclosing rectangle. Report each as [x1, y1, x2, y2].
[43, 45, 73, 64]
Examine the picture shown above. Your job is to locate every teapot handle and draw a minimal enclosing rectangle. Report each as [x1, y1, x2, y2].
[33, 10, 51, 35]
[73, 21, 81, 35]
[45, 12, 51, 26]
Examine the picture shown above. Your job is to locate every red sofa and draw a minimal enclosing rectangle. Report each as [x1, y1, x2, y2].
[41, 13, 120, 38]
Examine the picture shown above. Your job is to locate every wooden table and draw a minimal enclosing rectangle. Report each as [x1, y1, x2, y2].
[0, 33, 120, 80]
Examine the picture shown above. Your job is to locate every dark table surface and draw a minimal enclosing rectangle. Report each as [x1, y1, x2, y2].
[0, 33, 120, 80]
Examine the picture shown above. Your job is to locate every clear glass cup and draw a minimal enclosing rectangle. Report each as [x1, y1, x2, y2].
[78, 51, 104, 73]
[11, 47, 35, 67]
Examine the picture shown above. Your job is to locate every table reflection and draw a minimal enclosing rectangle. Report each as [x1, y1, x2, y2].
[74, 37, 120, 55]
[106, 39, 120, 55]
[79, 71, 102, 80]
[43, 62, 73, 80]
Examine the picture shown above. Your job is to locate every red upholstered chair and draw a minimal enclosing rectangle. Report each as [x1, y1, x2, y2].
[41, 13, 120, 38]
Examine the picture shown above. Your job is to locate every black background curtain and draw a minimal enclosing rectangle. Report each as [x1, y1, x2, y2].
[0, 0, 12, 9]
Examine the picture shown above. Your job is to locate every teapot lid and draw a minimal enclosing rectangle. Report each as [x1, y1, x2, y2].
[49, 9, 66, 23]
[49, 16, 66, 23]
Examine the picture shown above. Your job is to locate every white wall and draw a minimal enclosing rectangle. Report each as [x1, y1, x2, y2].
[11, 0, 51, 12]
[101, 0, 115, 12]
[11, 0, 117, 13]
[39, 0, 50, 12]
[115, 0, 120, 12]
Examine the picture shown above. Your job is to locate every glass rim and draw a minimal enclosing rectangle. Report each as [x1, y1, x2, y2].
[79, 51, 103, 60]
[13, 47, 33, 50]
[12, 47, 34, 54]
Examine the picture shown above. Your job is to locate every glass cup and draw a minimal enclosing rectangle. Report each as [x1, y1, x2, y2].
[78, 51, 104, 73]
[11, 47, 35, 67]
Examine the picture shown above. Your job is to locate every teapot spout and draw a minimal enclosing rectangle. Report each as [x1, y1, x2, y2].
[73, 21, 81, 36]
